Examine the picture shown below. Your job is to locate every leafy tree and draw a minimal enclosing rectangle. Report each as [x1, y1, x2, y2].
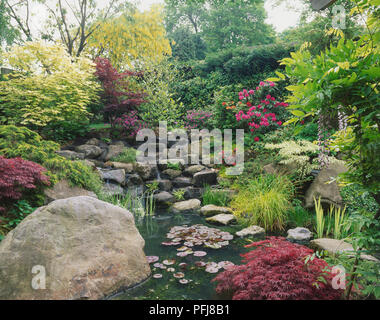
[203, 0, 275, 51]
[0, 0, 20, 47]
[164, 0, 275, 58]
[170, 27, 206, 61]
[87, 5, 172, 69]
[278, 0, 363, 54]
[3, 0, 125, 56]
[0, 41, 100, 138]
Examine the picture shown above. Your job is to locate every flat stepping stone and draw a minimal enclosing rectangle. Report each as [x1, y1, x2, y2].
[171, 199, 201, 214]
[206, 214, 236, 226]
[310, 238, 379, 262]
[236, 225, 265, 238]
[287, 227, 312, 242]
[200, 205, 233, 217]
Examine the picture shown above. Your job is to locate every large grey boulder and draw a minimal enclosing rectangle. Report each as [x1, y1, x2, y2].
[44, 180, 97, 204]
[0, 196, 151, 300]
[75, 145, 103, 159]
[171, 199, 201, 214]
[192, 170, 217, 187]
[200, 205, 233, 217]
[305, 162, 348, 208]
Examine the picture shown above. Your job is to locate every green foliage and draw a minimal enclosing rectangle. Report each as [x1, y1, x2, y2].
[164, 0, 275, 54]
[0, 41, 100, 140]
[173, 189, 186, 201]
[231, 174, 294, 231]
[167, 162, 182, 171]
[133, 59, 184, 129]
[341, 183, 379, 216]
[0, 200, 35, 240]
[43, 158, 102, 194]
[0, 125, 60, 164]
[265, 140, 320, 179]
[294, 121, 319, 142]
[286, 199, 314, 229]
[0, 125, 102, 194]
[277, 4, 380, 205]
[170, 44, 292, 113]
[314, 197, 350, 240]
[202, 185, 230, 207]
[111, 148, 137, 163]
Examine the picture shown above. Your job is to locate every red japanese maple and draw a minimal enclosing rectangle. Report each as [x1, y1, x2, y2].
[0, 156, 50, 212]
[94, 57, 147, 127]
[212, 237, 343, 300]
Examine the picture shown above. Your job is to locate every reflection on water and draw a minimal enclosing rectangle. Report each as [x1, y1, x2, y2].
[112, 212, 251, 300]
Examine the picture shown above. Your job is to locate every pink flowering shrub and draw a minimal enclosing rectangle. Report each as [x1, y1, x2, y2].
[115, 111, 148, 138]
[183, 110, 213, 130]
[224, 81, 290, 143]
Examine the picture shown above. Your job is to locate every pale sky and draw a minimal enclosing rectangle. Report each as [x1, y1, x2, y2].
[137, 0, 303, 32]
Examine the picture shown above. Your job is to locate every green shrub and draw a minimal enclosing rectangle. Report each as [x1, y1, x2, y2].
[202, 185, 230, 207]
[0, 125, 102, 194]
[111, 148, 137, 163]
[341, 184, 379, 217]
[0, 42, 100, 140]
[286, 199, 314, 229]
[230, 174, 294, 231]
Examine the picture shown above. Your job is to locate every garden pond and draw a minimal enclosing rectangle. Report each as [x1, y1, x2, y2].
[110, 212, 258, 300]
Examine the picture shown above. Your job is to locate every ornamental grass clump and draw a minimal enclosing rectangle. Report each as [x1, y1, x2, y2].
[212, 237, 343, 300]
[230, 174, 293, 231]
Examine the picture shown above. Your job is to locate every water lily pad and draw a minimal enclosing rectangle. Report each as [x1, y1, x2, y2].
[173, 272, 185, 279]
[163, 259, 176, 265]
[193, 251, 207, 257]
[177, 246, 189, 251]
[177, 252, 189, 257]
[195, 261, 206, 267]
[179, 263, 188, 270]
[205, 267, 219, 273]
[147, 256, 159, 263]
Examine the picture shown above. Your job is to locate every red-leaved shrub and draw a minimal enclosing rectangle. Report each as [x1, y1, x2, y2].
[0, 156, 50, 212]
[94, 57, 147, 127]
[212, 237, 343, 300]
